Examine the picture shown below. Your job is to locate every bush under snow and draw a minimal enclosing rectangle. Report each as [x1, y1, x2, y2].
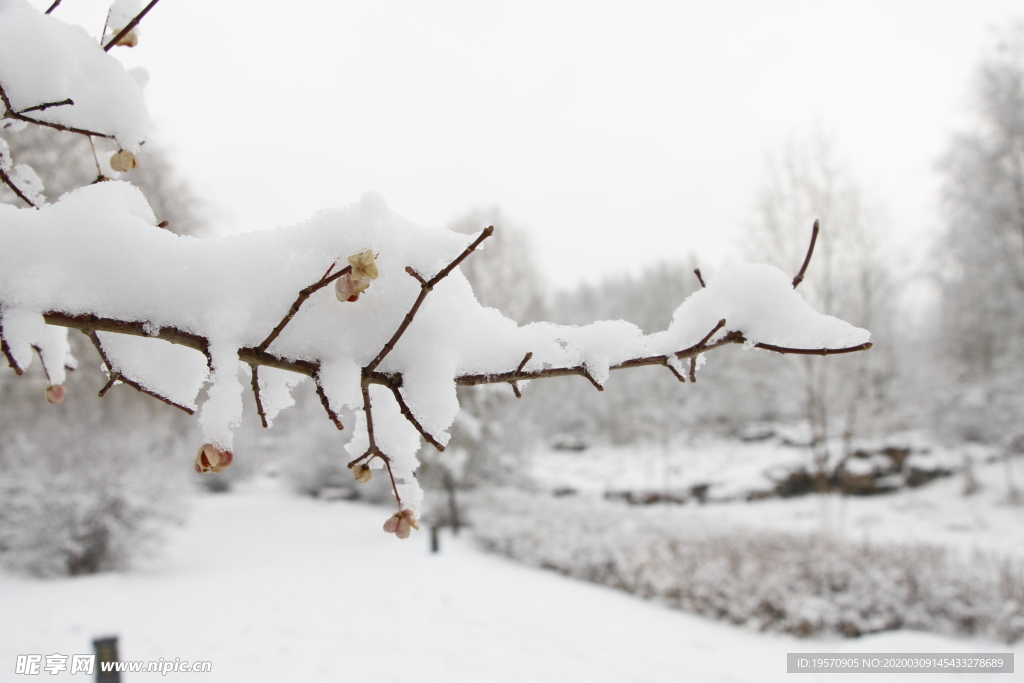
[470, 489, 1024, 643]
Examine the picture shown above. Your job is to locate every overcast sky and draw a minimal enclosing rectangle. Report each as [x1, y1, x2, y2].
[32, 0, 1024, 289]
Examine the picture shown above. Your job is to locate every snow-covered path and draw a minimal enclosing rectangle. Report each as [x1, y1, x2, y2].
[1, 483, 1016, 682]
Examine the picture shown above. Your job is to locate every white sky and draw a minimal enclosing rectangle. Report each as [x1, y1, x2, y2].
[31, 0, 1024, 288]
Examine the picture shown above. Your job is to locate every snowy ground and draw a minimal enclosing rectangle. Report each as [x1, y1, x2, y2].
[1, 481, 1018, 683]
[532, 438, 1024, 560]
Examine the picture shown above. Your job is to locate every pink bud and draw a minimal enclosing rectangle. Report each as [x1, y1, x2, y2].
[45, 384, 66, 404]
[335, 272, 371, 302]
[383, 514, 401, 534]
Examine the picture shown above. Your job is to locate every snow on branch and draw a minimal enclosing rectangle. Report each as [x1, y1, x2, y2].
[0, 181, 872, 531]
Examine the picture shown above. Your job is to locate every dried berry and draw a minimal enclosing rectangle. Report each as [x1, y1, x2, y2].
[351, 463, 373, 483]
[45, 384, 66, 404]
[109, 149, 138, 172]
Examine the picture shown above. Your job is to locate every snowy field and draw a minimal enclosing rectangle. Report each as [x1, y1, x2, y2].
[1, 480, 1018, 683]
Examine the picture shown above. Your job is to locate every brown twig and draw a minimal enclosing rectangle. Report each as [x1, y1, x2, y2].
[314, 377, 344, 430]
[85, 330, 195, 414]
[580, 366, 604, 392]
[689, 357, 698, 383]
[390, 384, 445, 452]
[379, 453, 403, 511]
[250, 365, 268, 428]
[754, 340, 873, 356]
[30, 345, 52, 384]
[104, 0, 161, 51]
[694, 268, 706, 288]
[17, 99, 73, 115]
[792, 219, 820, 289]
[0, 81, 114, 140]
[256, 264, 351, 353]
[0, 316, 23, 375]
[510, 351, 533, 398]
[663, 360, 686, 382]
[365, 227, 494, 374]
[0, 166, 39, 208]
[45, 0, 62, 14]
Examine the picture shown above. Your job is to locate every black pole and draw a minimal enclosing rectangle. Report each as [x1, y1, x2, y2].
[92, 636, 120, 682]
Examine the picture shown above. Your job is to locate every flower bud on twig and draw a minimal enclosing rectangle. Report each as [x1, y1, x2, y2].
[383, 509, 420, 539]
[351, 463, 373, 483]
[109, 150, 138, 172]
[45, 384, 66, 404]
[194, 443, 234, 474]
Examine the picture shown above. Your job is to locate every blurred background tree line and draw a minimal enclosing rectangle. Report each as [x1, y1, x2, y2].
[3, 25, 1024, 574]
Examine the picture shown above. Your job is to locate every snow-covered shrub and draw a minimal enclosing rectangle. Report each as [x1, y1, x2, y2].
[0, 388, 188, 576]
[471, 490, 1024, 642]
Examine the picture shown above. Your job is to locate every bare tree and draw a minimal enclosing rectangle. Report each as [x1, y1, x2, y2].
[750, 136, 898, 492]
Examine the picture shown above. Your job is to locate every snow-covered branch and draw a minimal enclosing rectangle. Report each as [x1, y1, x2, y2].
[0, 1, 873, 536]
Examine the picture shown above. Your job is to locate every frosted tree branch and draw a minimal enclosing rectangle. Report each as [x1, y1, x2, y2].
[103, 0, 161, 51]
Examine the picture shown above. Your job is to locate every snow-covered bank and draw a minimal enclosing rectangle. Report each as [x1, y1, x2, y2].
[1, 482, 1018, 682]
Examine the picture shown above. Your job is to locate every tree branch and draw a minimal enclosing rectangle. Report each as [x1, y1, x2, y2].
[0, 316, 23, 375]
[792, 219, 820, 289]
[103, 0, 161, 51]
[694, 268, 706, 288]
[314, 377, 344, 430]
[256, 264, 351, 353]
[0, 81, 115, 140]
[510, 351, 532, 398]
[17, 98, 73, 115]
[0, 165, 39, 209]
[85, 330, 194, 414]
[390, 383, 445, 452]
[365, 226, 494, 374]
[44, 0, 62, 14]
[250, 364, 268, 428]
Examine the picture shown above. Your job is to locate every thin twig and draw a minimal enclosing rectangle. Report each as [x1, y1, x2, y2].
[0, 166, 38, 208]
[104, 0, 161, 51]
[250, 365, 268, 428]
[45, 0, 62, 14]
[379, 453, 403, 511]
[792, 219, 820, 289]
[314, 378, 344, 430]
[390, 384, 445, 452]
[366, 227, 493, 374]
[256, 264, 351, 353]
[17, 99, 73, 115]
[405, 266, 427, 285]
[694, 268, 706, 288]
[510, 351, 533, 398]
[580, 366, 604, 392]
[689, 357, 697, 383]
[85, 330, 194, 414]
[663, 360, 686, 382]
[98, 375, 117, 396]
[0, 317, 23, 375]
[0, 81, 113, 139]
[754, 340, 873, 356]
[30, 345, 52, 384]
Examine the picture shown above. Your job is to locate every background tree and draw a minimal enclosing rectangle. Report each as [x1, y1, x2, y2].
[748, 136, 900, 492]
[937, 25, 1024, 499]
